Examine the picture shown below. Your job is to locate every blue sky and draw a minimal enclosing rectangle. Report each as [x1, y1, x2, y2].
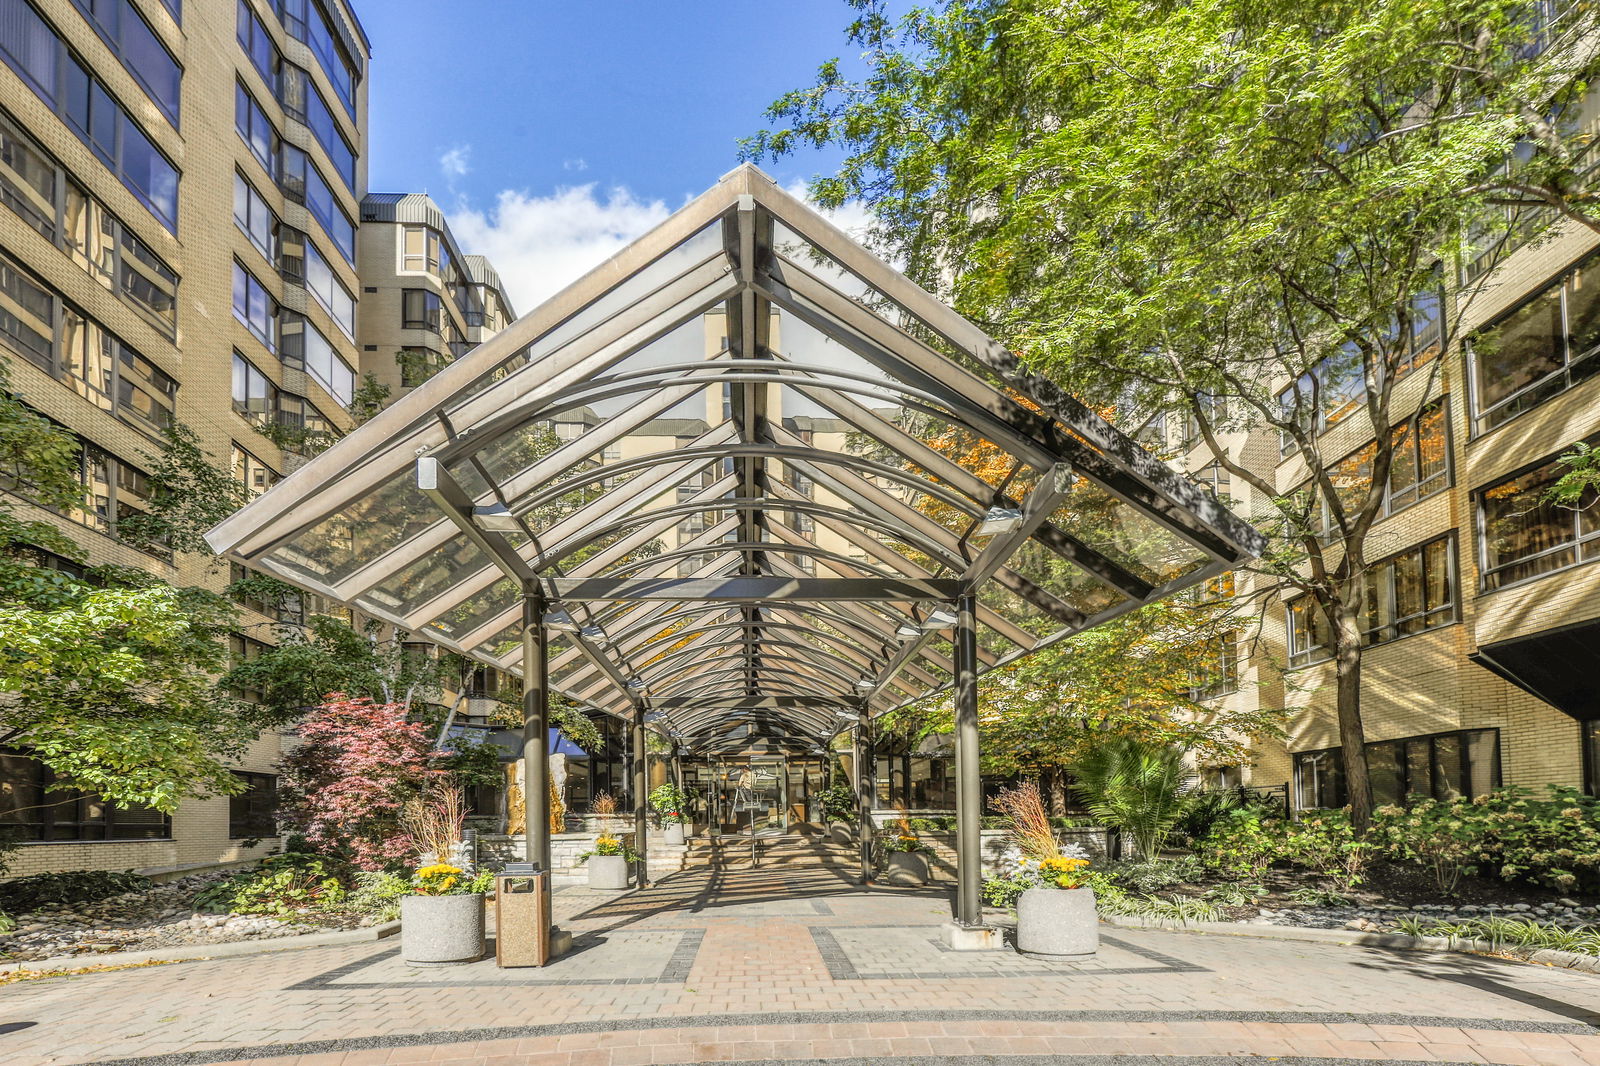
[358, 1, 867, 311]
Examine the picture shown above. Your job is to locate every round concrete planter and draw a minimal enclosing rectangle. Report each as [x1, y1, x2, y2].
[1016, 886, 1098, 956]
[399, 893, 485, 964]
[882, 850, 929, 885]
[587, 853, 631, 890]
[662, 823, 686, 845]
[828, 821, 856, 846]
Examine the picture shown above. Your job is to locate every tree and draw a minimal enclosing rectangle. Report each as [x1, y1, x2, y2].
[0, 358, 266, 812]
[751, 0, 1600, 827]
[276, 694, 439, 869]
[1069, 736, 1190, 859]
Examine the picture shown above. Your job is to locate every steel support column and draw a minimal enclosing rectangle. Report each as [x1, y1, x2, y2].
[954, 593, 982, 926]
[632, 703, 650, 888]
[521, 584, 552, 873]
[856, 704, 874, 884]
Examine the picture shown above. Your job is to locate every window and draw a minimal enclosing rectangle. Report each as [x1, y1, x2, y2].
[1586, 719, 1599, 799]
[0, 0, 179, 229]
[1181, 392, 1223, 450]
[231, 442, 277, 498]
[279, 0, 357, 115]
[0, 249, 176, 436]
[397, 346, 444, 388]
[1304, 401, 1451, 538]
[228, 632, 271, 702]
[402, 288, 441, 332]
[231, 351, 276, 423]
[0, 428, 160, 549]
[301, 237, 353, 336]
[0, 749, 170, 841]
[230, 560, 304, 623]
[1189, 631, 1238, 701]
[1277, 343, 1366, 455]
[232, 260, 277, 351]
[402, 225, 450, 276]
[234, 81, 279, 178]
[68, 0, 180, 125]
[1294, 729, 1500, 810]
[1478, 450, 1600, 590]
[235, 0, 279, 95]
[1191, 460, 1230, 501]
[232, 171, 279, 263]
[1286, 535, 1458, 666]
[279, 311, 353, 405]
[300, 76, 354, 189]
[278, 144, 353, 263]
[228, 771, 277, 838]
[276, 390, 335, 438]
[1470, 250, 1600, 434]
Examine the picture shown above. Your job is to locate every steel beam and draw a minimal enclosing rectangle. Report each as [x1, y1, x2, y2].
[522, 587, 552, 874]
[954, 592, 982, 927]
[857, 705, 874, 885]
[546, 576, 966, 602]
[633, 703, 649, 888]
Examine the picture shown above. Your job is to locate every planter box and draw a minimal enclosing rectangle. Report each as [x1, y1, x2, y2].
[400, 893, 485, 964]
[882, 851, 929, 885]
[661, 823, 686, 845]
[1016, 886, 1098, 957]
[586, 853, 631, 890]
[828, 821, 857, 846]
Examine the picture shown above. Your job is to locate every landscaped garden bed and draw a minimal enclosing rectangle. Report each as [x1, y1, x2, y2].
[0, 856, 402, 963]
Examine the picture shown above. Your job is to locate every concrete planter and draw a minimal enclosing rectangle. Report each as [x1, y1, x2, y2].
[662, 823, 686, 845]
[399, 893, 485, 964]
[882, 850, 929, 885]
[1016, 886, 1098, 957]
[587, 853, 631, 890]
[828, 821, 856, 846]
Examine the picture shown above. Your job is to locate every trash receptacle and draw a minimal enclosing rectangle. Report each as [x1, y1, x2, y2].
[494, 871, 551, 967]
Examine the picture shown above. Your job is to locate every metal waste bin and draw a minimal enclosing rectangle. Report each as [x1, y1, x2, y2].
[494, 870, 551, 967]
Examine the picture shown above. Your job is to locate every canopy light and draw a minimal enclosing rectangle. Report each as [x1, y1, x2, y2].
[835, 709, 857, 720]
[895, 622, 921, 639]
[625, 677, 647, 690]
[471, 503, 520, 532]
[922, 606, 958, 631]
[644, 710, 668, 723]
[975, 505, 1024, 537]
[854, 679, 876, 692]
[544, 609, 578, 632]
[579, 624, 610, 644]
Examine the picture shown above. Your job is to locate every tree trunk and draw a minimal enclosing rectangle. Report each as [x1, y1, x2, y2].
[1331, 602, 1373, 831]
[1041, 767, 1068, 817]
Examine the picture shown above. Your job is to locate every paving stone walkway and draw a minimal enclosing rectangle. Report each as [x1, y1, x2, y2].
[4, 863, 1600, 1065]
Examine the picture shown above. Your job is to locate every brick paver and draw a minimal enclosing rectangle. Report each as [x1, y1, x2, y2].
[2, 863, 1599, 1065]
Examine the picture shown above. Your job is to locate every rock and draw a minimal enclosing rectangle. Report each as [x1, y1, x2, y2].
[1511, 903, 1532, 912]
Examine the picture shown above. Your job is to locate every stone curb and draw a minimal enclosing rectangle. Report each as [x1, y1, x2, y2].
[0, 920, 400, 974]
[1099, 913, 1600, 973]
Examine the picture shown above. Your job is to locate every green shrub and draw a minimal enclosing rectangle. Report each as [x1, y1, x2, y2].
[1370, 787, 1600, 893]
[0, 869, 153, 914]
[1197, 807, 1287, 879]
[1394, 915, 1600, 956]
[1090, 877, 1223, 923]
[193, 852, 351, 916]
[1099, 856, 1205, 894]
[1282, 810, 1370, 890]
[818, 783, 858, 822]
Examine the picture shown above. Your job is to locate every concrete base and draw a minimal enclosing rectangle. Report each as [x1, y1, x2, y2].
[549, 926, 573, 958]
[940, 921, 1006, 951]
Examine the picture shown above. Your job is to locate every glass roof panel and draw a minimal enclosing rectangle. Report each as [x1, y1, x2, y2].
[264, 468, 437, 588]
[362, 533, 492, 616]
[1054, 478, 1211, 587]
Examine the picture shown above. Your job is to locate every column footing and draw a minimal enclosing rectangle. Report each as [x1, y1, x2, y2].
[940, 921, 1007, 951]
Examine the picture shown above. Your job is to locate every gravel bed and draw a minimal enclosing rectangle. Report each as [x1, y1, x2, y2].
[1242, 897, 1600, 932]
[0, 872, 376, 961]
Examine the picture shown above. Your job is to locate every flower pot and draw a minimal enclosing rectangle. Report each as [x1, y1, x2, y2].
[883, 850, 928, 885]
[829, 821, 856, 846]
[587, 853, 631, 890]
[400, 893, 485, 964]
[1016, 886, 1098, 957]
[662, 823, 686, 845]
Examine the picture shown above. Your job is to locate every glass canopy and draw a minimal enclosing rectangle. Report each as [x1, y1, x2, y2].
[207, 164, 1265, 754]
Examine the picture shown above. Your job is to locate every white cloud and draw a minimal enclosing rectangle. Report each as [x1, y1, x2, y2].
[449, 184, 673, 311]
[562, 157, 588, 172]
[438, 145, 471, 181]
[445, 179, 878, 314]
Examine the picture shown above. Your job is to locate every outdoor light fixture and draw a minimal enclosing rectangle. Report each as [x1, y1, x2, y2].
[922, 606, 958, 631]
[895, 622, 921, 639]
[580, 624, 609, 644]
[854, 679, 876, 692]
[625, 677, 646, 691]
[975, 505, 1024, 537]
[544, 609, 578, 632]
[470, 503, 521, 532]
[835, 709, 856, 720]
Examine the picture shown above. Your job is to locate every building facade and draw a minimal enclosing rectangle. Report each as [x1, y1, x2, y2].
[1160, 159, 1600, 812]
[0, 0, 514, 878]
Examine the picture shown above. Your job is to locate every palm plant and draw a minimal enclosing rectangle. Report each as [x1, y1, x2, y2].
[1069, 737, 1189, 859]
